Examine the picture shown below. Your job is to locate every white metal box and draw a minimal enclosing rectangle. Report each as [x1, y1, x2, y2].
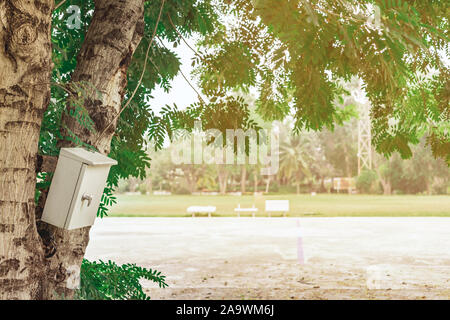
[41, 148, 117, 230]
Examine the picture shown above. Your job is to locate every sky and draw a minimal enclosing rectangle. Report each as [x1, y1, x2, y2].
[149, 40, 198, 116]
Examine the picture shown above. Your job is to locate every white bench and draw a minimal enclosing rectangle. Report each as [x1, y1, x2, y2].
[265, 200, 289, 217]
[234, 204, 258, 217]
[187, 206, 216, 218]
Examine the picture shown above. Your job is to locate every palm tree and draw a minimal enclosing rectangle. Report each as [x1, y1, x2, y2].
[279, 133, 313, 194]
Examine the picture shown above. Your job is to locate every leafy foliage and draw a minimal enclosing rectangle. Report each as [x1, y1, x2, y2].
[76, 259, 168, 300]
[196, 0, 449, 161]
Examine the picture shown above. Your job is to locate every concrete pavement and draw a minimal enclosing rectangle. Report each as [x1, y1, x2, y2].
[85, 217, 450, 299]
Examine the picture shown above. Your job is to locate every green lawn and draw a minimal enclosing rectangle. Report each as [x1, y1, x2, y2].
[108, 194, 450, 217]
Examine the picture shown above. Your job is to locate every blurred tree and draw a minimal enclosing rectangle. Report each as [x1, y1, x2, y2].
[318, 120, 359, 178]
[375, 139, 450, 195]
[279, 132, 314, 194]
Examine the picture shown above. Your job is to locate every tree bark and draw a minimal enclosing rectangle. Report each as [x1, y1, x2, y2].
[0, 0, 54, 299]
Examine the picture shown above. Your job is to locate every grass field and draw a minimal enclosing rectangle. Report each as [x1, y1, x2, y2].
[107, 194, 450, 217]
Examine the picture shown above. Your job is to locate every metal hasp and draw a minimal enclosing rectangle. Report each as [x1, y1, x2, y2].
[41, 148, 117, 230]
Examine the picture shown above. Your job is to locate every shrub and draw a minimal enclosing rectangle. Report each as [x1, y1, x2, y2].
[432, 178, 449, 195]
[76, 259, 168, 300]
[356, 170, 378, 194]
[277, 185, 297, 194]
[268, 181, 279, 192]
[138, 184, 147, 195]
[173, 186, 191, 195]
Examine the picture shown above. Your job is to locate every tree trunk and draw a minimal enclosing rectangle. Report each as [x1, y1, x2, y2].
[296, 172, 301, 195]
[128, 178, 139, 193]
[185, 170, 197, 194]
[375, 165, 392, 196]
[217, 164, 228, 195]
[265, 176, 271, 193]
[41, 0, 145, 299]
[380, 178, 392, 195]
[0, 0, 54, 299]
[426, 162, 433, 195]
[145, 175, 153, 195]
[0, 0, 146, 299]
[385, 182, 392, 195]
[253, 168, 258, 194]
[343, 143, 351, 178]
[240, 165, 246, 194]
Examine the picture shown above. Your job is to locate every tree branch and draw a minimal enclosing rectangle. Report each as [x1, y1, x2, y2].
[155, 36, 209, 105]
[54, 0, 66, 11]
[94, 0, 166, 145]
[36, 155, 58, 173]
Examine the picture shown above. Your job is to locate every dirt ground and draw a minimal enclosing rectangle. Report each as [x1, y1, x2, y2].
[85, 217, 450, 300]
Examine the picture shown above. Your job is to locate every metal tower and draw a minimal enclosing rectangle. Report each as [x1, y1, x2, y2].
[350, 80, 373, 175]
[357, 101, 372, 175]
